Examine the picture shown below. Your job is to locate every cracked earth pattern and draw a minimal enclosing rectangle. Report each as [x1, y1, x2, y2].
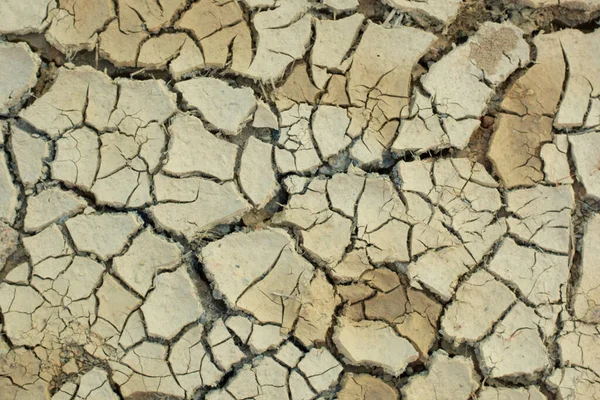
[1, 0, 600, 399]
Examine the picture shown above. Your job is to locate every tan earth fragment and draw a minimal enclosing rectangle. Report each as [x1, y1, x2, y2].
[99, 20, 148, 68]
[301, 212, 353, 267]
[118, 0, 186, 33]
[585, 98, 600, 128]
[294, 270, 340, 347]
[4, 262, 28, 284]
[91, 124, 166, 208]
[312, 14, 365, 79]
[177, 0, 251, 72]
[363, 284, 443, 359]
[429, 159, 506, 262]
[441, 270, 516, 345]
[547, 366, 600, 399]
[478, 302, 550, 379]
[164, 114, 239, 180]
[541, 135, 573, 185]
[52, 382, 77, 400]
[505, 184, 575, 253]
[392, 90, 449, 155]
[395, 22, 529, 156]
[322, 75, 351, 106]
[479, 386, 546, 400]
[573, 214, 600, 323]
[0, 347, 50, 399]
[347, 23, 436, 165]
[275, 341, 304, 368]
[20, 66, 117, 137]
[244, 0, 311, 82]
[225, 356, 289, 399]
[252, 100, 279, 130]
[361, 267, 402, 292]
[488, 114, 553, 188]
[288, 370, 316, 400]
[242, 0, 276, 7]
[275, 104, 322, 173]
[207, 319, 245, 372]
[488, 238, 569, 305]
[0, 153, 19, 224]
[329, 248, 373, 283]
[326, 172, 365, 219]
[347, 23, 435, 117]
[137, 33, 191, 70]
[75, 367, 119, 400]
[142, 265, 203, 340]
[554, 29, 600, 129]
[246, 323, 287, 354]
[501, 32, 566, 117]
[22, 223, 71, 267]
[169, 324, 223, 395]
[569, 131, 600, 199]
[225, 316, 252, 344]
[112, 227, 182, 297]
[169, 39, 207, 80]
[356, 174, 407, 236]
[560, 0, 600, 10]
[282, 175, 310, 195]
[338, 373, 399, 400]
[119, 310, 146, 350]
[51, 127, 100, 191]
[297, 347, 343, 393]
[558, 321, 600, 376]
[136, 33, 206, 79]
[383, 0, 462, 26]
[108, 78, 177, 135]
[24, 187, 87, 232]
[273, 63, 321, 110]
[0, 0, 57, 35]
[0, 42, 41, 116]
[311, 105, 352, 160]
[201, 228, 314, 328]
[65, 212, 142, 260]
[333, 317, 419, 376]
[10, 125, 50, 188]
[95, 273, 142, 333]
[502, 0, 558, 7]
[45, 0, 114, 54]
[423, 22, 530, 120]
[239, 137, 279, 208]
[323, 0, 359, 12]
[176, 77, 256, 135]
[118, 341, 185, 398]
[401, 351, 479, 400]
[150, 175, 251, 240]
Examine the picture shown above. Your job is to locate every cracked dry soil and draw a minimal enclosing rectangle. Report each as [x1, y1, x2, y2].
[1, 0, 600, 399]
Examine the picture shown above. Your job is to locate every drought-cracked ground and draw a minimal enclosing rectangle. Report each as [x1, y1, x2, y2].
[1, 0, 600, 399]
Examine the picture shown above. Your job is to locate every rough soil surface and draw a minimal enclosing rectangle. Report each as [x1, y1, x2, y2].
[0, 0, 600, 399]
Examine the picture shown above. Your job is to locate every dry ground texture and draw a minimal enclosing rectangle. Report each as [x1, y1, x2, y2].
[1, 0, 600, 399]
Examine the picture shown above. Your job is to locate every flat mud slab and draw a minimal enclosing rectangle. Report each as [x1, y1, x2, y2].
[1, 0, 600, 399]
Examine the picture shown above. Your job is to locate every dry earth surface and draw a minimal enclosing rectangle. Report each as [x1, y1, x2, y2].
[1, 0, 600, 399]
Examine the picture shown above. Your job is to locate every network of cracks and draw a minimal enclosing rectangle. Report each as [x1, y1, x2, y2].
[1, 0, 600, 399]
